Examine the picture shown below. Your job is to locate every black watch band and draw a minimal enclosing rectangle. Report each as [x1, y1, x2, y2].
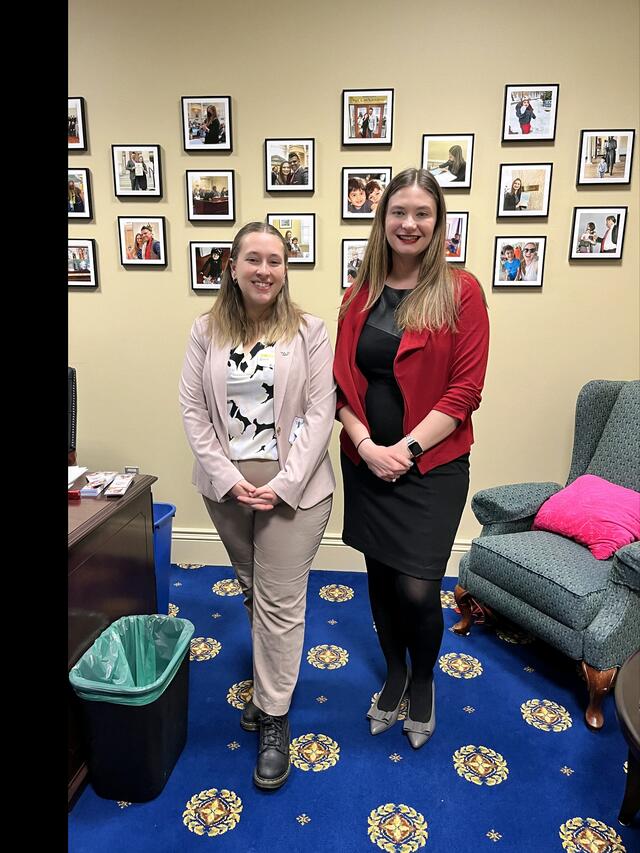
[404, 435, 423, 458]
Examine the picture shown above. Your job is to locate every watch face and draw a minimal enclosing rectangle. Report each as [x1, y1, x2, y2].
[408, 440, 422, 457]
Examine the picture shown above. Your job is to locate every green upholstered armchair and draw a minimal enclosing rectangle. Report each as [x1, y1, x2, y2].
[453, 380, 640, 729]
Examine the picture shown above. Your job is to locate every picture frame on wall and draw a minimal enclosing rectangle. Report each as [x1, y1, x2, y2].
[569, 206, 627, 260]
[342, 238, 368, 288]
[342, 167, 391, 219]
[68, 97, 87, 150]
[445, 212, 468, 263]
[117, 216, 167, 266]
[501, 84, 559, 141]
[267, 214, 316, 264]
[112, 145, 162, 197]
[265, 139, 315, 191]
[493, 236, 546, 287]
[421, 134, 474, 189]
[186, 170, 235, 221]
[68, 168, 92, 219]
[576, 129, 635, 185]
[68, 239, 98, 288]
[190, 241, 232, 291]
[497, 163, 553, 218]
[181, 96, 232, 151]
[342, 88, 394, 146]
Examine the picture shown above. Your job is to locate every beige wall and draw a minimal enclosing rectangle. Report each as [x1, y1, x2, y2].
[69, 0, 639, 570]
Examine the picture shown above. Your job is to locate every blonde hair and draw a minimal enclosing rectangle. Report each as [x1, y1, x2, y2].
[339, 168, 467, 332]
[207, 222, 306, 346]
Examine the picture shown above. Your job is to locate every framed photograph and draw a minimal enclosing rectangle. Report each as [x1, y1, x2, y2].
[267, 214, 316, 264]
[342, 239, 368, 288]
[421, 134, 474, 189]
[68, 97, 87, 150]
[497, 163, 553, 217]
[502, 85, 559, 141]
[342, 167, 391, 219]
[265, 139, 314, 192]
[342, 88, 394, 145]
[576, 130, 635, 185]
[445, 213, 468, 263]
[186, 170, 235, 221]
[493, 237, 546, 287]
[111, 145, 162, 197]
[68, 168, 92, 219]
[117, 217, 167, 266]
[569, 207, 627, 260]
[190, 242, 232, 291]
[181, 96, 232, 151]
[68, 239, 98, 288]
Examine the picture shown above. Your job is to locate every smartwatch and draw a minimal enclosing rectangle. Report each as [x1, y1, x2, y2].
[404, 435, 423, 459]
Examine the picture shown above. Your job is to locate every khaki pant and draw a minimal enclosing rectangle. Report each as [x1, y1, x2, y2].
[204, 460, 332, 716]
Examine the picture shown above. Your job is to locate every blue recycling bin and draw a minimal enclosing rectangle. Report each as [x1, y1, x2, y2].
[153, 503, 176, 615]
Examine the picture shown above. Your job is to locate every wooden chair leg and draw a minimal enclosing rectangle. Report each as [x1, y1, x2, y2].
[582, 662, 617, 730]
[452, 585, 474, 635]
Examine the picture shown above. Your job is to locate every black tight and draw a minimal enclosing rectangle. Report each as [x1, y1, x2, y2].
[366, 556, 443, 722]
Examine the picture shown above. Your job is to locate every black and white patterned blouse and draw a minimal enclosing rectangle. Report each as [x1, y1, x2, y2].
[227, 341, 278, 461]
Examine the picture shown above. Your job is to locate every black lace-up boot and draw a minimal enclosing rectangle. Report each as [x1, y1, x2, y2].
[253, 712, 291, 790]
[240, 699, 260, 732]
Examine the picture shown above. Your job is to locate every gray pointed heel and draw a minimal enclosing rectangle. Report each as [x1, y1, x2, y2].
[403, 680, 436, 749]
[367, 673, 409, 735]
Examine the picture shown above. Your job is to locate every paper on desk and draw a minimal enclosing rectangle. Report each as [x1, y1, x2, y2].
[68, 466, 88, 488]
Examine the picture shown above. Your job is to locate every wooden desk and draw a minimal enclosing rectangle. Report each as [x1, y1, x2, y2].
[68, 473, 158, 809]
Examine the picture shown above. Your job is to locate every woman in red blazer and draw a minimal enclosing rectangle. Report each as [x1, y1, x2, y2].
[334, 167, 489, 749]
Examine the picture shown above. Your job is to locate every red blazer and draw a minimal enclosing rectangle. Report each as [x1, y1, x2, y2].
[333, 270, 490, 474]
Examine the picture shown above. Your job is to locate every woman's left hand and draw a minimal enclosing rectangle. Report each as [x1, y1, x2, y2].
[236, 484, 281, 511]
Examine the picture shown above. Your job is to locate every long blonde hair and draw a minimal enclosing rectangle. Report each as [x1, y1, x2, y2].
[207, 222, 306, 346]
[340, 167, 463, 332]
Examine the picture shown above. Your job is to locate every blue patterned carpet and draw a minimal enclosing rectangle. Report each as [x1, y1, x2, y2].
[69, 564, 638, 852]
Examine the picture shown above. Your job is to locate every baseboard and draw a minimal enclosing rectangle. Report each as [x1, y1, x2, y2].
[171, 528, 470, 577]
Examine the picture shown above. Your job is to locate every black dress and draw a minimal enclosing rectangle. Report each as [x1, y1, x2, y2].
[341, 285, 470, 580]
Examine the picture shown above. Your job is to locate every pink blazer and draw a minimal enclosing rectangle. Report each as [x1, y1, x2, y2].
[179, 313, 336, 510]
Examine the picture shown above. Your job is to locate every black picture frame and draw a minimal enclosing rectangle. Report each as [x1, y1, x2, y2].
[341, 238, 368, 288]
[111, 145, 163, 198]
[496, 163, 553, 218]
[341, 167, 391, 219]
[117, 216, 168, 266]
[421, 134, 475, 189]
[265, 138, 315, 192]
[68, 239, 98, 288]
[186, 170, 236, 221]
[445, 212, 469, 263]
[267, 214, 316, 264]
[492, 236, 547, 287]
[181, 96, 233, 152]
[190, 241, 232, 291]
[569, 206, 628, 260]
[342, 88, 394, 146]
[576, 129, 635, 186]
[68, 168, 92, 220]
[501, 84, 559, 142]
[68, 97, 87, 151]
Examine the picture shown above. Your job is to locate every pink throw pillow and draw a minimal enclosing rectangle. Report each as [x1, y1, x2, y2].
[532, 474, 640, 560]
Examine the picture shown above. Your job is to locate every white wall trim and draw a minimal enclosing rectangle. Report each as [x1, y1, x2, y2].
[172, 527, 471, 576]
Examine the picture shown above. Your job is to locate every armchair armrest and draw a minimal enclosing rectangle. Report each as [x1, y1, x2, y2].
[610, 542, 640, 592]
[471, 482, 562, 526]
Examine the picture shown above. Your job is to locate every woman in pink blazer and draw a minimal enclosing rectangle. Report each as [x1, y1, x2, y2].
[179, 222, 335, 791]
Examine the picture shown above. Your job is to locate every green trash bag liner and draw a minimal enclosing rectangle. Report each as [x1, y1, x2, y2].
[69, 615, 195, 706]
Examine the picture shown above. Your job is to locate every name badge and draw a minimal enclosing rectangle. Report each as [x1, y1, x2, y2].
[257, 350, 275, 367]
[288, 416, 304, 444]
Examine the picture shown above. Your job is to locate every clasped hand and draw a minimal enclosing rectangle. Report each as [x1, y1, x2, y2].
[228, 479, 280, 511]
[359, 439, 413, 482]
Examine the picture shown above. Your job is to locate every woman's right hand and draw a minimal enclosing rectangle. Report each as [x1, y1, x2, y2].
[227, 479, 256, 502]
[359, 441, 412, 482]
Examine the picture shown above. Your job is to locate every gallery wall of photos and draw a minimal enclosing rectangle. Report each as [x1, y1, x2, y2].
[68, 89, 635, 293]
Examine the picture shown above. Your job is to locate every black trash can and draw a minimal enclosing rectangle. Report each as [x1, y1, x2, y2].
[69, 614, 194, 802]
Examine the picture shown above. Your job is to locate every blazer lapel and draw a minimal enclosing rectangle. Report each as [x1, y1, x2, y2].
[208, 342, 230, 441]
[274, 335, 298, 425]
